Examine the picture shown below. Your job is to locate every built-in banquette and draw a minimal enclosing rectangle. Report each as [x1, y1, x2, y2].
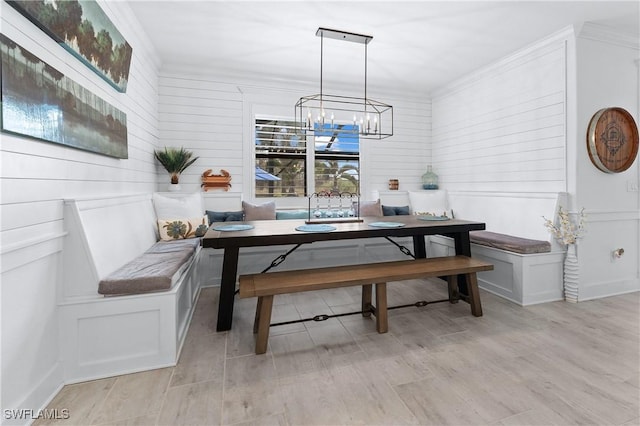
[374, 190, 567, 305]
[203, 190, 566, 306]
[59, 193, 205, 383]
[59, 189, 565, 382]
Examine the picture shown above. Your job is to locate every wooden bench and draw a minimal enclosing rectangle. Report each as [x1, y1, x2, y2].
[239, 255, 494, 354]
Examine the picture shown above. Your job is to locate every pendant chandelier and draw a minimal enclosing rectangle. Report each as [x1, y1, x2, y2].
[295, 27, 393, 140]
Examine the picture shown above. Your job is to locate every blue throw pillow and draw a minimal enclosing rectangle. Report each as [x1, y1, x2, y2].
[276, 210, 309, 220]
[206, 210, 244, 223]
[394, 205, 410, 215]
[382, 205, 397, 216]
[382, 205, 410, 216]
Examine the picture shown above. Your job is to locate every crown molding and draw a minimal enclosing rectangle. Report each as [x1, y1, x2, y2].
[431, 25, 576, 99]
[578, 22, 639, 50]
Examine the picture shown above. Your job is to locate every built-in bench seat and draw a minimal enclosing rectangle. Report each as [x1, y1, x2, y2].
[201, 190, 566, 306]
[375, 190, 566, 306]
[98, 239, 200, 295]
[59, 193, 203, 383]
[469, 231, 551, 254]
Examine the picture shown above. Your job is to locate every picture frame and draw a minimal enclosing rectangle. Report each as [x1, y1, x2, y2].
[6, 0, 133, 93]
[1, 34, 128, 159]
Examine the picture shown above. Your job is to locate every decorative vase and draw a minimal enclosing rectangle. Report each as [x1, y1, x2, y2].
[563, 244, 579, 302]
[167, 183, 181, 192]
[422, 165, 439, 190]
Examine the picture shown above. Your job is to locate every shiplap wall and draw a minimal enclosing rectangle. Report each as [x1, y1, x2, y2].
[0, 1, 160, 417]
[432, 31, 569, 193]
[157, 73, 430, 203]
[432, 24, 639, 302]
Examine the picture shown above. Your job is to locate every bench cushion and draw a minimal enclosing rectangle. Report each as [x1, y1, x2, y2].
[146, 238, 201, 254]
[98, 240, 199, 295]
[470, 231, 551, 254]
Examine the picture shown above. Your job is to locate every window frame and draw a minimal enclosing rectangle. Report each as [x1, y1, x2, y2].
[252, 114, 364, 207]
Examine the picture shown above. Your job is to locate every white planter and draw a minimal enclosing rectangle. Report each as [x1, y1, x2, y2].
[563, 244, 579, 302]
[167, 183, 181, 192]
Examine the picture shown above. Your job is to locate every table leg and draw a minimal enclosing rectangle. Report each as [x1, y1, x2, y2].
[453, 231, 471, 295]
[413, 235, 427, 258]
[216, 246, 239, 332]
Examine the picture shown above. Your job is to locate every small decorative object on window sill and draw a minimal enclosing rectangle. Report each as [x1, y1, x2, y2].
[422, 165, 439, 190]
[306, 190, 363, 224]
[201, 169, 232, 191]
[543, 207, 587, 302]
[388, 179, 399, 190]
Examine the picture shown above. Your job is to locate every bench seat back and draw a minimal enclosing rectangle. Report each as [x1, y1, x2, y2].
[63, 194, 158, 299]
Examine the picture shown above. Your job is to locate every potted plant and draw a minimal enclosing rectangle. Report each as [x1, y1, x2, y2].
[154, 147, 199, 191]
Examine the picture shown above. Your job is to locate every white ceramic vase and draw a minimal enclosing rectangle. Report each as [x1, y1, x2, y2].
[563, 244, 579, 302]
[167, 183, 181, 192]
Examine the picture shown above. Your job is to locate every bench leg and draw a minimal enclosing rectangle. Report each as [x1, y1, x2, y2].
[447, 275, 459, 304]
[375, 283, 388, 333]
[362, 284, 373, 317]
[255, 295, 274, 354]
[253, 297, 263, 334]
[465, 273, 483, 317]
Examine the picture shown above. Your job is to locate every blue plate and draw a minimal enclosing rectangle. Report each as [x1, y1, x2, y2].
[295, 224, 337, 232]
[368, 222, 406, 228]
[417, 215, 450, 221]
[212, 224, 254, 231]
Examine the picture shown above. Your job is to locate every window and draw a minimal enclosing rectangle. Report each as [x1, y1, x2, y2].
[255, 119, 305, 197]
[313, 123, 359, 194]
[255, 118, 359, 198]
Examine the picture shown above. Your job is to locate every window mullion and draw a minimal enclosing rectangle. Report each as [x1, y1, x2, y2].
[306, 131, 315, 195]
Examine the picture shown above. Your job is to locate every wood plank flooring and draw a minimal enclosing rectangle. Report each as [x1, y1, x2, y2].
[36, 280, 639, 425]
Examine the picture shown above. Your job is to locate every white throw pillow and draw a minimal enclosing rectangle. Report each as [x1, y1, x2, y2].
[408, 190, 452, 217]
[153, 192, 204, 220]
[242, 201, 276, 220]
[157, 216, 209, 240]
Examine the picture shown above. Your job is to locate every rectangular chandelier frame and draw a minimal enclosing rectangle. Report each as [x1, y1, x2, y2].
[295, 27, 394, 140]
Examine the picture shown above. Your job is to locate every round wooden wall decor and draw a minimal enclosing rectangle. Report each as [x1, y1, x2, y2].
[586, 107, 639, 173]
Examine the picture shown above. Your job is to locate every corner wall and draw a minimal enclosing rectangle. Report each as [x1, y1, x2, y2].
[431, 23, 640, 301]
[574, 24, 640, 300]
[0, 1, 161, 422]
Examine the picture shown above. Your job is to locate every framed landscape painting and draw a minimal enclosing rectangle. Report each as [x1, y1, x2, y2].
[1, 34, 128, 159]
[6, 0, 132, 93]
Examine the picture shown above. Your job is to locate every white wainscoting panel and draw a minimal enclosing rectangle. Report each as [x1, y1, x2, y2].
[577, 210, 640, 301]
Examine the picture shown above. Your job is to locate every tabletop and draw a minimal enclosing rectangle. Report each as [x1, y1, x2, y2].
[202, 215, 486, 249]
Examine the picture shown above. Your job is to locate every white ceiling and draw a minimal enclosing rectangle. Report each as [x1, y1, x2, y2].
[128, 1, 640, 95]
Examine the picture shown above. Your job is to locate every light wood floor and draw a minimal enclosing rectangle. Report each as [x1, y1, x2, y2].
[37, 280, 639, 426]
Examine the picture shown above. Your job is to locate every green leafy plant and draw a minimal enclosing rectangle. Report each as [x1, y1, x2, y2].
[154, 147, 199, 184]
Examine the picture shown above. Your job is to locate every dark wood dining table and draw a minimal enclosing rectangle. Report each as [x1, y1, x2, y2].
[202, 215, 486, 331]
